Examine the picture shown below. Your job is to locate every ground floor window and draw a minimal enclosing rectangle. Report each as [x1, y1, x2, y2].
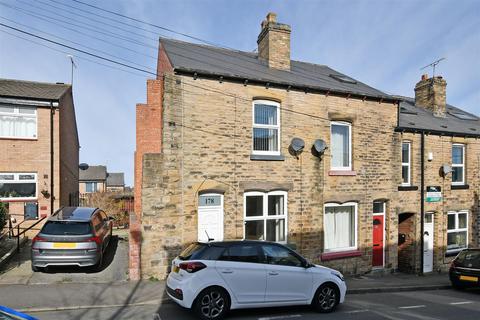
[0, 173, 37, 200]
[324, 202, 357, 252]
[244, 191, 287, 243]
[447, 210, 468, 253]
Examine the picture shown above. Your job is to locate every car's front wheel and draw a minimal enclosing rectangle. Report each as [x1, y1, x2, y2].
[312, 282, 340, 313]
[193, 286, 230, 320]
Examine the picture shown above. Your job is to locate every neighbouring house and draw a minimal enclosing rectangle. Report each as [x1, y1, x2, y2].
[0, 78, 79, 224]
[134, 13, 480, 279]
[106, 172, 125, 192]
[79, 165, 107, 194]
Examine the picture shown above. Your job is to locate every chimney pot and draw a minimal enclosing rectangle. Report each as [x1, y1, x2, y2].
[421, 74, 429, 81]
[266, 12, 277, 23]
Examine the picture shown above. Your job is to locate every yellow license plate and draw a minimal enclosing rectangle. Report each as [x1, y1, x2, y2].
[53, 242, 77, 249]
[459, 275, 478, 282]
[173, 265, 179, 273]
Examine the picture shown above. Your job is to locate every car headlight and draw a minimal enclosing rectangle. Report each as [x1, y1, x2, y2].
[332, 271, 345, 282]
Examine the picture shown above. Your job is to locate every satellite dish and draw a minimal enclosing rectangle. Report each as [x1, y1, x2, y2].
[441, 164, 452, 176]
[290, 138, 305, 153]
[79, 163, 89, 171]
[312, 139, 327, 157]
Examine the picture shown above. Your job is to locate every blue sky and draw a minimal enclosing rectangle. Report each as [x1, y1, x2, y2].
[1, 0, 479, 186]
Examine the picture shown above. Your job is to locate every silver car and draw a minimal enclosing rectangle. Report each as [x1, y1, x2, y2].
[31, 207, 113, 272]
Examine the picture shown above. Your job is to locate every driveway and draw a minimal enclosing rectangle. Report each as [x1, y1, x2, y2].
[0, 231, 128, 284]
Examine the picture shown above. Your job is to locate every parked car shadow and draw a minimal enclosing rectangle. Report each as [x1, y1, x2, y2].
[42, 235, 119, 274]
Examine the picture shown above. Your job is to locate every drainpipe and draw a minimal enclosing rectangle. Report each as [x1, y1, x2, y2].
[420, 131, 425, 275]
[50, 102, 55, 215]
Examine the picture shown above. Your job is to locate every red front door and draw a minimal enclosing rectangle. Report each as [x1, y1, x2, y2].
[372, 215, 384, 267]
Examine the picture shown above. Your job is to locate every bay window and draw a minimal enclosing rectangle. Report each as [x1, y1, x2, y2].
[0, 173, 37, 200]
[330, 121, 351, 170]
[452, 144, 465, 185]
[244, 191, 287, 242]
[447, 210, 468, 253]
[252, 100, 280, 155]
[0, 105, 37, 139]
[324, 202, 357, 252]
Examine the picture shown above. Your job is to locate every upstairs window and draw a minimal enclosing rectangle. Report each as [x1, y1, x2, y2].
[0, 173, 37, 200]
[330, 121, 351, 170]
[85, 182, 98, 193]
[452, 144, 465, 185]
[0, 105, 37, 139]
[252, 100, 280, 155]
[401, 141, 411, 185]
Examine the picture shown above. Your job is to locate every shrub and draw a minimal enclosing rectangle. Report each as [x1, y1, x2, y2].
[0, 202, 7, 230]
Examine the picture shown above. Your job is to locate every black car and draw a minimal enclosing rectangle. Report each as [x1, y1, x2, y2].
[449, 248, 480, 289]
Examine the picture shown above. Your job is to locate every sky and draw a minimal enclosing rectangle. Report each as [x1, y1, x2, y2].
[0, 0, 479, 187]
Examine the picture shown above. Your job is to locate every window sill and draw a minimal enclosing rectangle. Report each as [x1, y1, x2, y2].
[250, 154, 285, 161]
[451, 184, 469, 190]
[320, 250, 362, 261]
[445, 250, 465, 257]
[398, 185, 419, 191]
[328, 170, 356, 176]
[0, 137, 38, 141]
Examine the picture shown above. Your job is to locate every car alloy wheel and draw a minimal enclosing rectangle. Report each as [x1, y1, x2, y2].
[195, 287, 228, 320]
[313, 283, 339, 313]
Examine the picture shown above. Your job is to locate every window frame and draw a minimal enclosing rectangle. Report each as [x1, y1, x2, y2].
[330, 121, 352, 171]
[85, 182, 98, 193]
[323, 202, 358, 253]
[451, 144, 465, 186]
[401, 141, 411, 186]
[251, 100, 281, 156]
[446, 210, 469, 254]
[0, 172, 37, 201]
[243, 190, 288, 244]
[0, 105, 38, 139]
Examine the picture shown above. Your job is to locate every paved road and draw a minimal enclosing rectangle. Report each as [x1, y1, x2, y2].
[23, 288, 480, 320]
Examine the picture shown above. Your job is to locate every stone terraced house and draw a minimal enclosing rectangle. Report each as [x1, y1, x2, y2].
[133, 13, 480, 279]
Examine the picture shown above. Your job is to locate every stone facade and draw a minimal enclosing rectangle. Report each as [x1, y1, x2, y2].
[134, 15, 480, 280]
[139, 74, 404, 279]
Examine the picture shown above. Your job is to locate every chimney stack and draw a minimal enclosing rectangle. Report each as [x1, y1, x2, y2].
[414, 74, 447, 117]
[257, 13, 291, 70]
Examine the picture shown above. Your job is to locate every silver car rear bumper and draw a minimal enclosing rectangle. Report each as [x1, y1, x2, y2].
[31, 249, 100, 267]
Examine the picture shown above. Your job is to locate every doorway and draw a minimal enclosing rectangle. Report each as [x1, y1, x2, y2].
[423, 212, 434, 273]
[372, 201, 386, 268]
[197, 193, 224, 242]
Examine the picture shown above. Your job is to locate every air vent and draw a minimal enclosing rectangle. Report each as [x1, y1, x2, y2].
[470, 128, 477, 131]
[441, 125, 448, 128]
[329, 74, 357, 84]
[447, 111, 477, 121]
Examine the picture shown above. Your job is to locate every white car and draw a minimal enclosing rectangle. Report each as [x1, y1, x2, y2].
[166, 240, 346, 320]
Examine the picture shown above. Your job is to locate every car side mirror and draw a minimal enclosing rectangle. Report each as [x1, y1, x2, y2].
[303, 260, 313, 268]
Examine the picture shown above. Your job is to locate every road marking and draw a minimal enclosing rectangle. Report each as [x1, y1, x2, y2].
[398, 305, 426, 309]
[258, 315, 302, 320]
[449, 301, 472, 305]
[345, 309, 369, 313]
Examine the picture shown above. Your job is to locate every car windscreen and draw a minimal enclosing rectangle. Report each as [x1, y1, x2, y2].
[41, 221, 92, 235]
[455, 250, 480, 268]
[178, 243, 224, 261]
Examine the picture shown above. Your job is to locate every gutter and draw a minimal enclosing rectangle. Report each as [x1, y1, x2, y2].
[420, 131, 425, 275]
[395, 127, 480, 139]
[173, 69, 398, 104]
[50, 102, 55, 215]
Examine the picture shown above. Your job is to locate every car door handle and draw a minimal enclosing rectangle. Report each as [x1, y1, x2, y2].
[221, 269, 233, 274]
[268, 271, 279, 276]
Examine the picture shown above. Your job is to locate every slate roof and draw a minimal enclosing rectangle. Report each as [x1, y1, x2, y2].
[106, 173, 125, 187]
[160, 38, 392, 100]
[395, 96, 480, 137]
[79, 165, 107, 181]
[0, 78, 71, 101]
